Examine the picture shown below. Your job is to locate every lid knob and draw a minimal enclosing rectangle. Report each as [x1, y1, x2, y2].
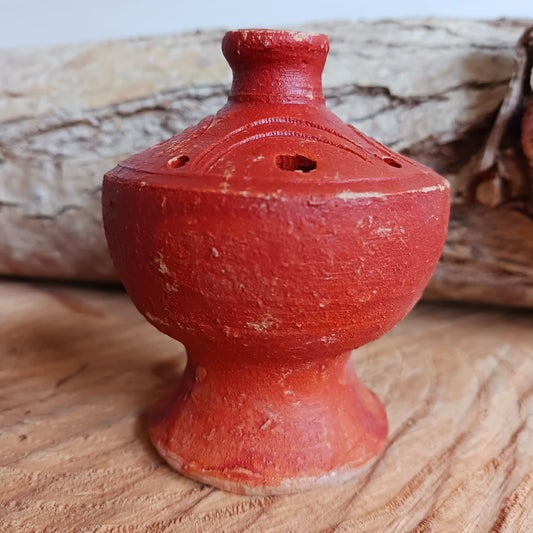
[222, 29, 329, 104]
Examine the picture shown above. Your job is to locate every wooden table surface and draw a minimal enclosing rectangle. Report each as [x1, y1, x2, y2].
[1, 280, 532, 532]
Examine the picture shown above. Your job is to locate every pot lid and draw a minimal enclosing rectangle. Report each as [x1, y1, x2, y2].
[109, 29, 448, 200]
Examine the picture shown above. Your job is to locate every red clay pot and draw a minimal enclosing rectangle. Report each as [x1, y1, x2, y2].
[102, 29, 450, 495]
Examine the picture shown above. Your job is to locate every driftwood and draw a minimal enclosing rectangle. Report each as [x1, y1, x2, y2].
[1, 18, 533, 306]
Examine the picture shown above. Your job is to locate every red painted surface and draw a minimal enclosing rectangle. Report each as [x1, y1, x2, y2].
[102, 29, 450, 494]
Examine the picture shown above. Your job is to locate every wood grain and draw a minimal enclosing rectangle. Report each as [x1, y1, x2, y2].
[0, 281, 532, 532]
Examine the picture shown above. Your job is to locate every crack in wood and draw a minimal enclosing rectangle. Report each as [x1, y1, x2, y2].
[55, 362, 90, 388]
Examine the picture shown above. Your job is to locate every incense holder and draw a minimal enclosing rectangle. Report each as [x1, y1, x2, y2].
[102, 29, 450, 495]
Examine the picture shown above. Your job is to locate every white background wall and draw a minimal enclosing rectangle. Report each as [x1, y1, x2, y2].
[0, 0, 531, 49]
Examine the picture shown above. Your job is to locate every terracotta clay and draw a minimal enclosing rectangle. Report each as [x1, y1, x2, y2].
[102, 29, 450, 495]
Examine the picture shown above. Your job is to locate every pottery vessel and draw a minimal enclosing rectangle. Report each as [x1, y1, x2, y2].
[102, 29, 450, 495]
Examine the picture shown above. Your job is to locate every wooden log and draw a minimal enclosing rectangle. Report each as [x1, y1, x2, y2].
[1, 19, 533, 306]
[1, 280, 532, 531]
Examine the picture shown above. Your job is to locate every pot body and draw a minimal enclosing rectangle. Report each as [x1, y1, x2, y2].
[103, 165, 448, 361]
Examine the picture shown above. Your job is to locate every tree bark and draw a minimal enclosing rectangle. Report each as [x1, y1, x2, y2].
[1, 19, 532, 306]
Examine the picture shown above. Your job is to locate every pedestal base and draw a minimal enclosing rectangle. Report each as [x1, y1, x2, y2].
[152, 439, 380, 496]
[149, 352, 388, 495]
